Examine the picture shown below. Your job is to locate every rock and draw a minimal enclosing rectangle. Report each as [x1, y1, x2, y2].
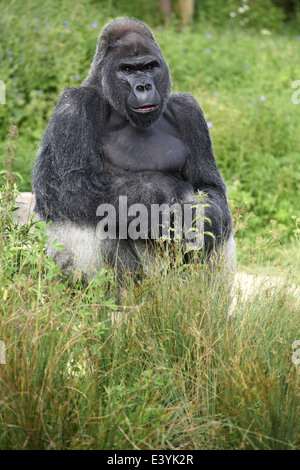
[13, 192, 36, 225]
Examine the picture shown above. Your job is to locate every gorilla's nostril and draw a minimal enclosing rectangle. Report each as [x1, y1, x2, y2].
[136, 84, 152, 92]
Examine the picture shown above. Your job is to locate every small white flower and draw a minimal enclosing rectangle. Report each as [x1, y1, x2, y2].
[243, 4, 250, 11]
[238, 7, 245, 13]
[261, 29, 272, 35]
[230, 12, 236, 18]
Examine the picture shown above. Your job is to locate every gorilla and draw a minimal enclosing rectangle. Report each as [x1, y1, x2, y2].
[33, 17, 236, 278]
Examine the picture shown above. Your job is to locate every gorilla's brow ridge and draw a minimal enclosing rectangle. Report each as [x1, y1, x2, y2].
[105, 38, 158, 62]
[107, 31, 156, 56]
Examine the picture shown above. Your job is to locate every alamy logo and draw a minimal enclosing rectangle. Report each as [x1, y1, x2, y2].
[291, 80, 300, 104]
[292, 340, 300, 366]
[0, 340, 5, 364]
[96, 196, 204, 250]
[0, 80, 5, 104]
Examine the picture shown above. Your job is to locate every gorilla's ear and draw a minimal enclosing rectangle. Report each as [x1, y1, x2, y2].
[97, 17, 155, 63]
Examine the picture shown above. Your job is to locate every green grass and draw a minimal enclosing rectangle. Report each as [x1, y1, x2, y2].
[0, 0, 300, 450]
[0, 203, 299, 449]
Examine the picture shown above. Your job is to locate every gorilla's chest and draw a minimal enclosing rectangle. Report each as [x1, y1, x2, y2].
[103, 121, 187, 173]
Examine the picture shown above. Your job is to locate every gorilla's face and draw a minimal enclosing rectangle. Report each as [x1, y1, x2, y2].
[101, 32, 171, 129]
[117, 57, 162, 127]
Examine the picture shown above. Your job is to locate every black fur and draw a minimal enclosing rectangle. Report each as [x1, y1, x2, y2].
[33, 18, 233, 274]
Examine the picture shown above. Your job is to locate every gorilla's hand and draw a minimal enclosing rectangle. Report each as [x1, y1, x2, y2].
[171, 180, 195, 205]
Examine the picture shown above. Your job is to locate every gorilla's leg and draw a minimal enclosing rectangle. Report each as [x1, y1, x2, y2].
[46, 222, 153, 279]
[45, 217, 236, 281]
[105, 239, 147, 274]
[46, 221, 103, 278]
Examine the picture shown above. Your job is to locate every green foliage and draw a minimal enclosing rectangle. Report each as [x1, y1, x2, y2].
[93, 0, 164, 24]
[0, 0, 106, 183]
[160, 26, 300, 244]
[195, 0, 284, 28]
[1, 0, 299, 248]
[0, 193, 299, 449]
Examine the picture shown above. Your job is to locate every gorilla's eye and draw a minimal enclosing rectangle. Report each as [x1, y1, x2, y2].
[124, 66, 132, 72]
[146, 61, 159, 71]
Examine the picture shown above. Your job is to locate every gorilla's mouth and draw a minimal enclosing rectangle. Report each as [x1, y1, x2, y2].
[132, 105, 160, 114]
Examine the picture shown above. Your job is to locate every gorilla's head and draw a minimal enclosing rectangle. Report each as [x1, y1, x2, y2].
[85, 18, 172, 129]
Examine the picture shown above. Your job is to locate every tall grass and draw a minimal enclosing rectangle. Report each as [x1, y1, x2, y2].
[0, 153, 299, 448]
[0, 227, 299, 449]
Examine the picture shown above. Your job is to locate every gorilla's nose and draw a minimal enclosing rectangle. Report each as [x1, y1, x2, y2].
[135, 83, 152, 93]
[128, 77, 160, 111]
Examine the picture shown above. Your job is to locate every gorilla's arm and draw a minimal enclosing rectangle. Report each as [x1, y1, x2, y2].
[166, 93, 232, 249]
[33, 86, 176, 225]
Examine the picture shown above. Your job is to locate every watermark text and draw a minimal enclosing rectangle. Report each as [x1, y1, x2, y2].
[0, 80, 6, 104]
[0, 340, 5, 364]
[291, 80, 300, 104]
[292, 340, 300, 366]
[96, 196, 204, 250]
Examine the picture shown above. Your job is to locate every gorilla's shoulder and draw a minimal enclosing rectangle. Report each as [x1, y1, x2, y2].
[168, 92, 201, 108]
[166, 92, 205, 125]
[55, 85, 103, 115]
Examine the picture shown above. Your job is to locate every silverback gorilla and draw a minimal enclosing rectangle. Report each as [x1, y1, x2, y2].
[33, 17, 236, 278]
